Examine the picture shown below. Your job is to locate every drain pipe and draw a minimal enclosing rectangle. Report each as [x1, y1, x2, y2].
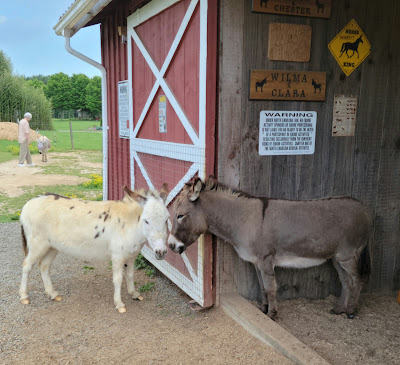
[64, 29, 108, 200]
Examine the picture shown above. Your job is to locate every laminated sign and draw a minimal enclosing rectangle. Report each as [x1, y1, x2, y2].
[259, 111, 317, 155]
[328, 19, 371, 76]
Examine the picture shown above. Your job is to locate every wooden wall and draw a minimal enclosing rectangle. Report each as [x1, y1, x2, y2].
[217, 0, 400, 302]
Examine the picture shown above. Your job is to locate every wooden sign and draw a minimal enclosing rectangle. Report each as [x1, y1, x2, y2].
[328, 19, 371, 76]
[332, 95, 358, 137]
[250, 70, 326, 101]
[252, 0, 331, 19]
[268, 23, 312, 62]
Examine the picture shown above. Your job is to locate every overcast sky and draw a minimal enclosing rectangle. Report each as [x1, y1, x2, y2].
[0, 0, 101, 78]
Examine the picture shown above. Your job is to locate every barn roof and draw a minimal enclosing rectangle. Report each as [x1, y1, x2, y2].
[53, 0, 113, 37]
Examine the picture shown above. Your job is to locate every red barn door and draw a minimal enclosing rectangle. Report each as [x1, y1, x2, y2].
[127, 0, 216, 307]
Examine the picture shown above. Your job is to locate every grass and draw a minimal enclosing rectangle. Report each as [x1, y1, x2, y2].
[0, 183, 103, 223]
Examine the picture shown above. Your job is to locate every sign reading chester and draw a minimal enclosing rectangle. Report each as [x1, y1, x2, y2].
[250, 70, 326, 101]
[329, 19, 371, 76]
[252, 0, 331, 19]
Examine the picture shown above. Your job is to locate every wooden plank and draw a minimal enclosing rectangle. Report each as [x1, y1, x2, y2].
[216, 0, 245, 301]
[250, 69, 326, 101]
[268, 23, 312, 62]
[252, 0, 332, 19]
[220, 293, 331, 365]
[352, 0, 394, 292]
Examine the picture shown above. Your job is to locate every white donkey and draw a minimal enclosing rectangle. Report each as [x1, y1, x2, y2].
[36, 136, 51, 162]
[19, 184, 169, 313]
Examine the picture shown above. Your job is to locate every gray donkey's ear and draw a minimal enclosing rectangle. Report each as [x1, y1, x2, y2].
[188, 177, 203, 202]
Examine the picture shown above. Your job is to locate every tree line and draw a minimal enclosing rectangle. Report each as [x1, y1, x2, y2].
[26, 72, 102, 120]
[0, 50, 102, 131]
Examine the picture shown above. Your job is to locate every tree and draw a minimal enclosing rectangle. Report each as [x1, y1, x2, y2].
[46, 72, 72, 117]
[70, 73, 90, 111]
[0, 51, 52, 129]
[85, 76, 102, 118]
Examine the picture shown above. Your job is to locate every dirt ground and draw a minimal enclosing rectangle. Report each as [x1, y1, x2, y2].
[0, 223, 291, 365]
[0, 151, 103, 198]
[275, 294, 400, 365]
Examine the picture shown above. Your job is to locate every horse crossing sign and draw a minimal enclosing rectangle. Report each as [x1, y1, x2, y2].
[328, 19, 371, 76]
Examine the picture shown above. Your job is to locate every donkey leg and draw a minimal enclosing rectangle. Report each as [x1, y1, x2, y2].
[125, 258, 143, 301]
[331, 258, 351, 315]
[112, 256, 126, 313]
[19, 243, 48, 304]
[336, 257, 362, 318]
[38, 248, 61, 301]
[254, 265, 268, 314]
[257, 259, 278, 320]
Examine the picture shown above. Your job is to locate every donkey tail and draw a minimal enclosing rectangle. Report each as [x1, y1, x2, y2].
[21, 224, 28, 257]
[358, 244, 371, 283]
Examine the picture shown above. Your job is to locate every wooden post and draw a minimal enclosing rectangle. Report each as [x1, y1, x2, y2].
[69, 120, 74, 150]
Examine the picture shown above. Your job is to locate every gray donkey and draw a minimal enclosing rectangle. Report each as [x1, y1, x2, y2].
[36, 136, 51, 162]
[168, 177, 372, 319]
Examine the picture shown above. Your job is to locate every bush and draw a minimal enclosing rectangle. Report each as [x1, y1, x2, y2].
[80, 174, 103, 188]
[6, 144, 38, 155]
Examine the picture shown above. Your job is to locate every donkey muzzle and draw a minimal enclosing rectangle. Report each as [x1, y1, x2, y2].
[168, 234, 186, 254]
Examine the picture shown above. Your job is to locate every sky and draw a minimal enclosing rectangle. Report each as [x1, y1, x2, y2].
[0, 0, 101, 78]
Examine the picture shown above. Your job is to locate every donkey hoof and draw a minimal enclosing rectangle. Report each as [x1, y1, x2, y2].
[20, 299, 30, 305]
[53, 295, 63, 302]
[346, 312, 356, 319]
[267, 311, 277, 321]
[330, 308, 344, 316]
[260, 303, 268, 314]
[136, 295, 144, 301]
[118, 307, 127, 313]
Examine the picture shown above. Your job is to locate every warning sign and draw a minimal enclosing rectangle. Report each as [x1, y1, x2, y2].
[259, 111, 316, 156]
[328, 19, 371, 76]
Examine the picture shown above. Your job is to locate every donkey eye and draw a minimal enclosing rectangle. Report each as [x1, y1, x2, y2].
[177, 214, 184, 219]
[144, 219, 149, 224]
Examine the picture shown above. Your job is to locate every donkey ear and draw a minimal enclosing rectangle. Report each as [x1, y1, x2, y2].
[124, 186, 147, 205]
[188, 177, 203, 201]
[159, 183, 169, 202]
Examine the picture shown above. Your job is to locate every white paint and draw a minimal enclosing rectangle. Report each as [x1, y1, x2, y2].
[275, 256, 327, 269]
[19, 190, 169, 312]
[129, 0, 182, 27]
[259, 111, 317, 156]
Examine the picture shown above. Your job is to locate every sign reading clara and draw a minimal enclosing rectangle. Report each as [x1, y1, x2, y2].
[259, 111, 317, 155]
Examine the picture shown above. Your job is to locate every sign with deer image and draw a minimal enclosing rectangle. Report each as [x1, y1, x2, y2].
[250, 70, 326, 101]
[252, 0, 331, 19]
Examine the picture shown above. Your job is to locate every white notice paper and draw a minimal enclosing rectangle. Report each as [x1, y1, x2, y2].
[259, 111, 316, 155]
[118, 81, 129, 139]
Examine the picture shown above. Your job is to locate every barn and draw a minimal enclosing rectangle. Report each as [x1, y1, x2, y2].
[54, 0, 400, 311]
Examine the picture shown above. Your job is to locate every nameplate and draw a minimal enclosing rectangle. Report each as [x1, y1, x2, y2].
[250, 70, 326, 101]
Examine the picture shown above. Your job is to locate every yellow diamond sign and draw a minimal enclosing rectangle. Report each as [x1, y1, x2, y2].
[328, 19, 371, 76]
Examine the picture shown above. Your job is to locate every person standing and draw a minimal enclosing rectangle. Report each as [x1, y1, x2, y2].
[18, 112, 35, 167]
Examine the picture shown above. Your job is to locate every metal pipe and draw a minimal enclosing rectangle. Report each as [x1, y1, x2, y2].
[64, 30, 108, 200]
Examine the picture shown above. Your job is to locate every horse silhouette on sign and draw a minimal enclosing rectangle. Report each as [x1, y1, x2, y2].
[340, 35, 363, 58]
[312, 79, 322, 93]
[256, 78, 267, 92]
[316, 0, 324, 13]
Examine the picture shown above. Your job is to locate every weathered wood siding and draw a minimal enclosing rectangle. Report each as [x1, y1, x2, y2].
[217, 0, 400, 301]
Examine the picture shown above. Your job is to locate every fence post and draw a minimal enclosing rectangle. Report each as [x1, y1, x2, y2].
[69, 120, 74, 150]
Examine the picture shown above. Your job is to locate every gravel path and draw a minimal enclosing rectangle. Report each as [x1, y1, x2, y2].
[0, 223, 291, 365]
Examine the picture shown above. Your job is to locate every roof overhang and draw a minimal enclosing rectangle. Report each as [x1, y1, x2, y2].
[54, 0, 113, 37]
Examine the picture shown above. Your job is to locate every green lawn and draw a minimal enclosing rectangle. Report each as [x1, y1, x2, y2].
[40, 119, 103, 151]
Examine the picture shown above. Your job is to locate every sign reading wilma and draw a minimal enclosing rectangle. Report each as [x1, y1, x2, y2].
[252, 0, 331, 19]
[250, 70, 326, 101]
[329, 19, 371, 76]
